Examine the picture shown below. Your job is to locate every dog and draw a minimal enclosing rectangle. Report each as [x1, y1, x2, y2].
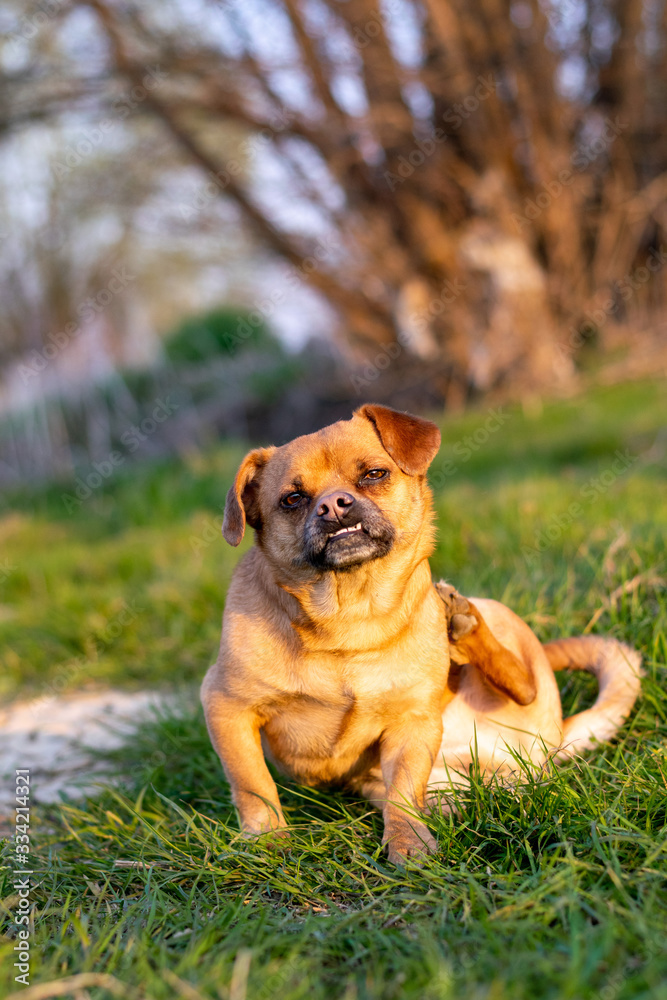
[201, 405, 642, 863]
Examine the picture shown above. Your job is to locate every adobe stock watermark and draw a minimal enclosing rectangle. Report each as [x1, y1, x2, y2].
[28, 601, 144, 714]
[558, 246, 667, 361]
[384, 76, 499, 191]
[351, 276, 467, 392]
[543, 0, 585, 29]
[18, 266, 136, 384]
[429, 408, 512, 488]
[125, 721, 192, 786]
[255, 950, 304, 1000]
[0, 558, 17, 585]
[512, 118, 628, 231]
[522, 450, 637, 562]
[52, 67, 167, 179]
[220, 233, 340, 355]
[12, 768, 32, 987]
[179, 108, 295, 222]
[8, 0, 65, 45]
[189, 507, 225, 556]
[61, 396, 180, 512]
[591, 938, 660, 1000]
[347, 0, 405, 48]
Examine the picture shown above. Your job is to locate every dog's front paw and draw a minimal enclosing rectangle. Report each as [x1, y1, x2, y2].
[435, 581, 478, 641]
[241, 808, 289, 838]
[242, 823, 290, 836]
[241, 823, 291, 850]
[383, 821, 437, 866]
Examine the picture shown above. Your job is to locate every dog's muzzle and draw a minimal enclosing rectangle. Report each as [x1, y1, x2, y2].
[304, 494, 395, 570]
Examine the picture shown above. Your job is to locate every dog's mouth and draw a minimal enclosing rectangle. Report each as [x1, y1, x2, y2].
[304, 504, 395, 571]
[327, 522, 364, 540]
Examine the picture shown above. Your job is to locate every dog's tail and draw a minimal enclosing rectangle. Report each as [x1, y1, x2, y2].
[543, 636, 643, 761]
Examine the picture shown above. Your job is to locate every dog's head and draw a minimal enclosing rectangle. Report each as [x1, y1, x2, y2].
[222, 405, 441, 573]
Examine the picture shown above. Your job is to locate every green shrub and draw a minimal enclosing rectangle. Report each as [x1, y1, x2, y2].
[163, 306, 277, 364]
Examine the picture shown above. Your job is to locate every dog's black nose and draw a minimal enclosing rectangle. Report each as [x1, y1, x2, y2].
[316, 491, 355, 521]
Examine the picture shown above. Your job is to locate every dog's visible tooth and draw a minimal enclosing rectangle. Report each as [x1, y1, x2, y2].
[330, 522, 363, 538]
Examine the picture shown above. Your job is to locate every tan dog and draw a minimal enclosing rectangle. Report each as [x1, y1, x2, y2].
[201, 405, 642, 863]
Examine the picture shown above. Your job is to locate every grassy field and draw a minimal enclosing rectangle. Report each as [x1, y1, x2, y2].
[1, 379, 666, 999]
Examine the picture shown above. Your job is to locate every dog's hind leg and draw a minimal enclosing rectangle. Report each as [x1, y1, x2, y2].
[435, 582, 537, 706]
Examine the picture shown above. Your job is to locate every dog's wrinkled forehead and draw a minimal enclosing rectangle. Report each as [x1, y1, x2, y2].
[266, 415, 393, 492]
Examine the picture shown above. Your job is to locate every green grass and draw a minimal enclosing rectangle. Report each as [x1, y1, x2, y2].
[1, 379, 666, 999]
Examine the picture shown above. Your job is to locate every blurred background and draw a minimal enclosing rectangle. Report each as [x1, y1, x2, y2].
[1, 0, 666, 486]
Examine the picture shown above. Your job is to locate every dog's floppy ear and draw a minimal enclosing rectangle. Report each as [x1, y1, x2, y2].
[223, 447, 275, 546]
[357, 404, 441, 475]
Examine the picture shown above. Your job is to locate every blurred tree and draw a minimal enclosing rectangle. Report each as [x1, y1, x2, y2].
[3, 0, 666, 401]
[0, 0, 259, 375]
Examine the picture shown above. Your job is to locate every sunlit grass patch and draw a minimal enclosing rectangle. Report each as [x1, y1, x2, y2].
[1, 379, 666, 997]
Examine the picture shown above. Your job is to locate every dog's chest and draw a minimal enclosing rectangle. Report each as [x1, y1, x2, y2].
[260, 651, 445, 784]
[261, 685, 378, 784]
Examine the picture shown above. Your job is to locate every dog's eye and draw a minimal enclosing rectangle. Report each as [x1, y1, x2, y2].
[281, 492, 306, 508]
[363, 469, 388, 481]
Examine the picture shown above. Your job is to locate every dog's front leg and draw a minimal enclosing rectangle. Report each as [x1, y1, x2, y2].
[379, 713, 442, 865]
[202, 682, 286, 836]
